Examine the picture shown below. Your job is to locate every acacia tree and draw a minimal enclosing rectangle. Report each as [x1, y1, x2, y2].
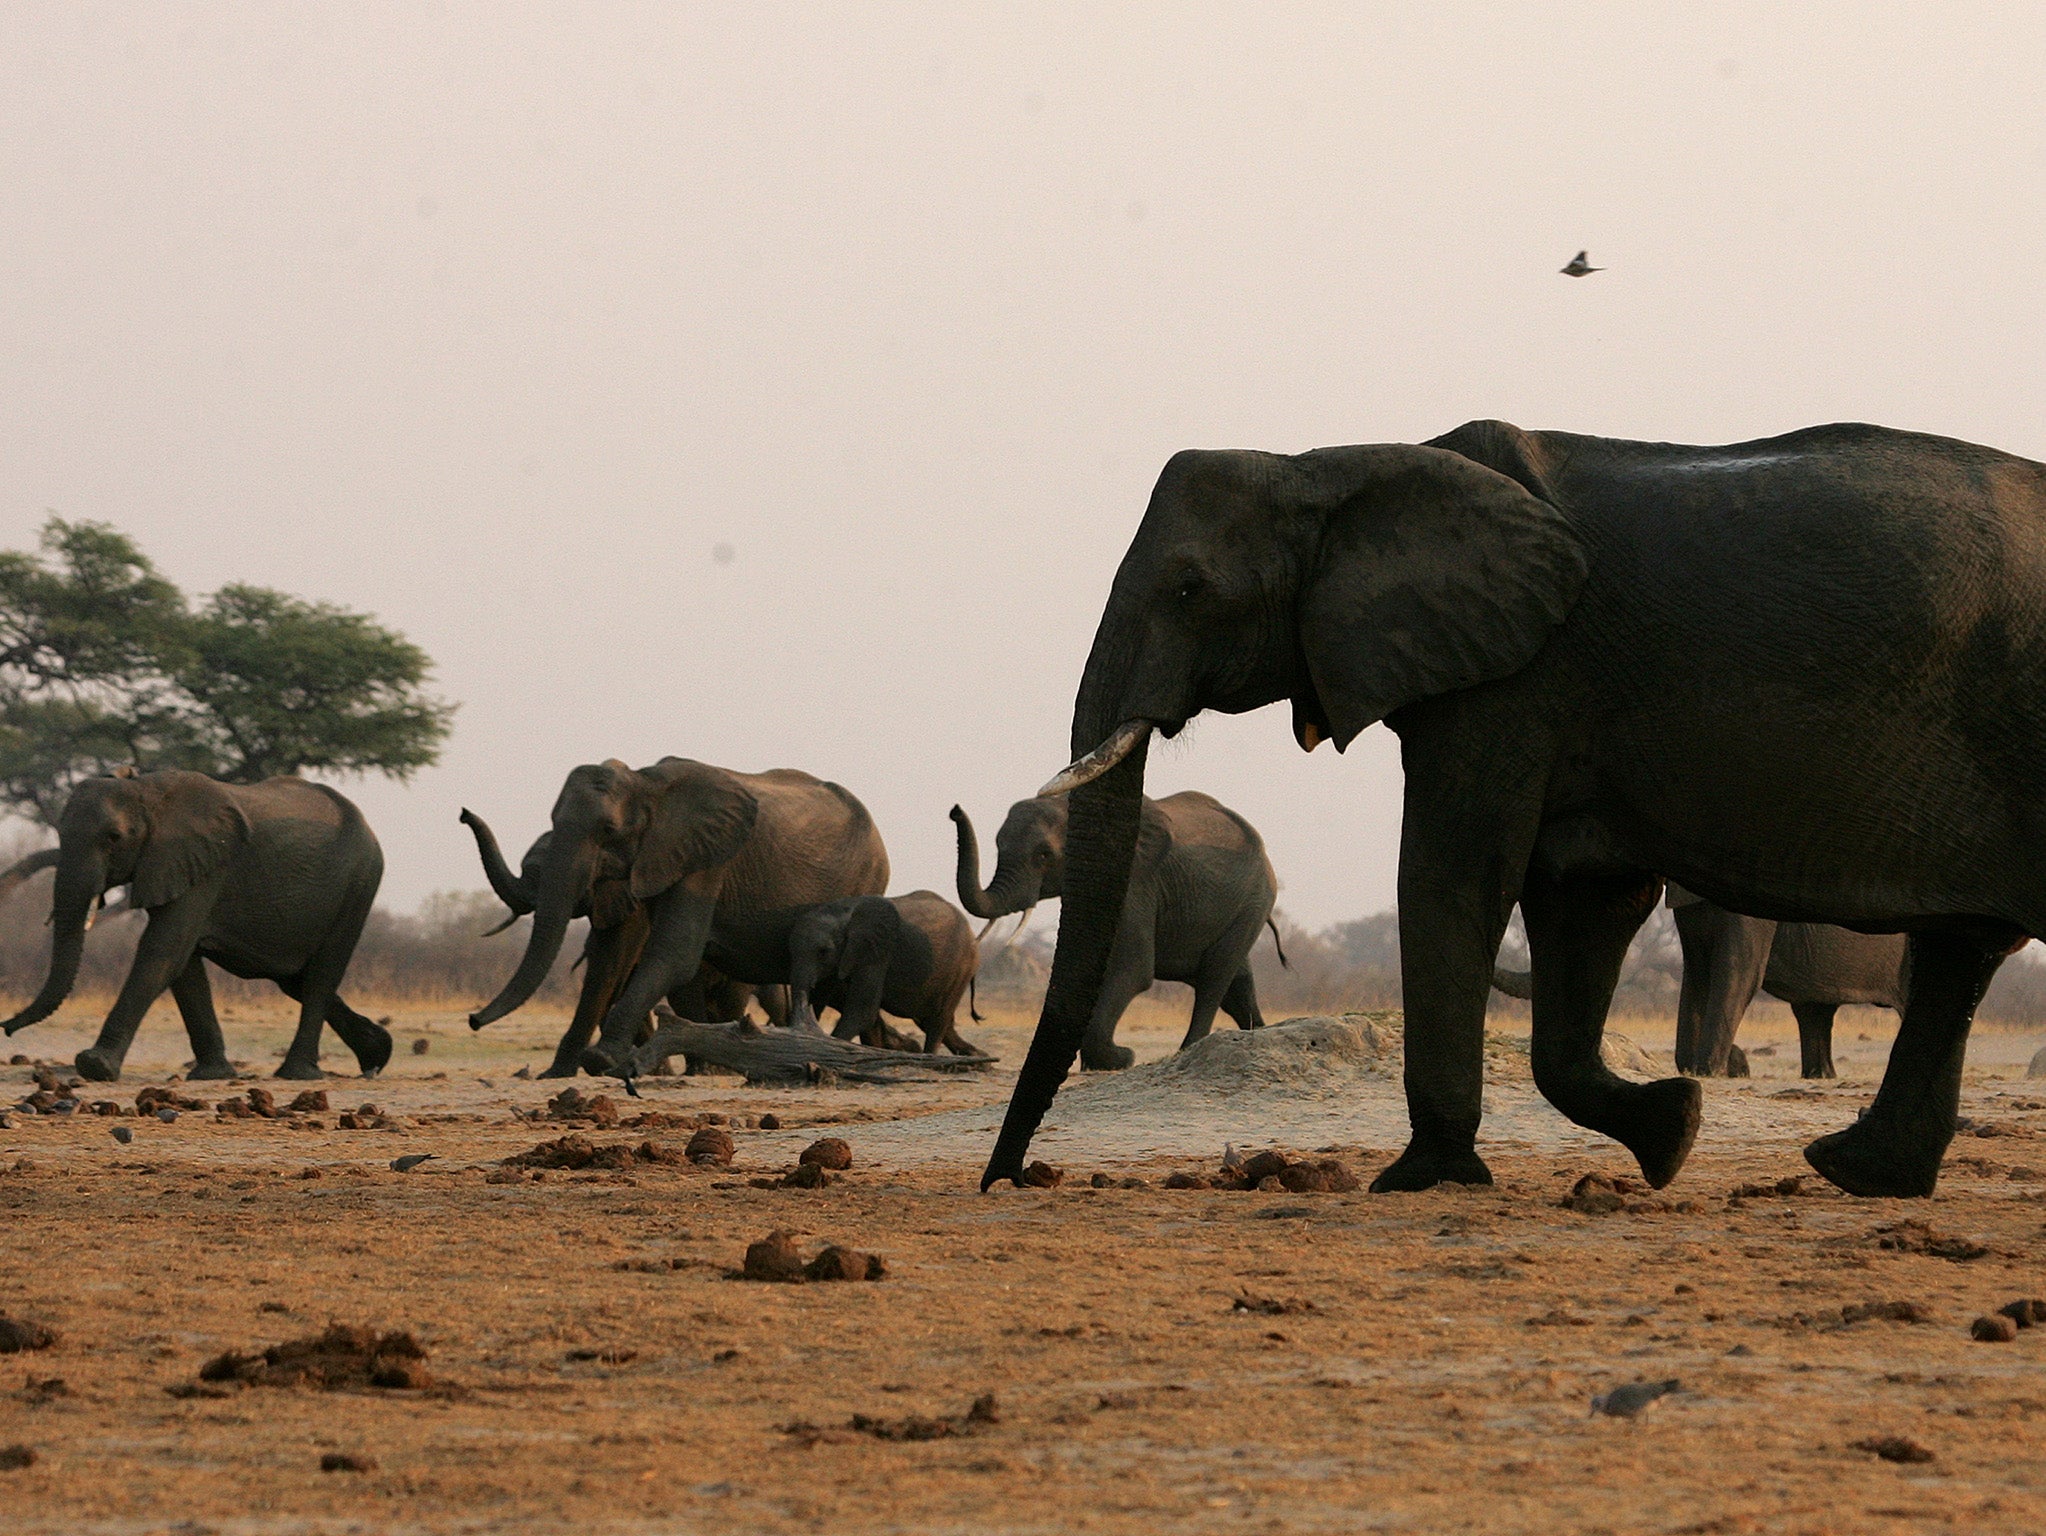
[0, 517, 454, 822]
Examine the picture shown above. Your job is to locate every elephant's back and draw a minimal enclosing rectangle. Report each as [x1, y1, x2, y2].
[891, 889, 974, 953]
[233, 779, 379, 878]
[1151, 791, 1266, 856]
[724, 768, 889, 905]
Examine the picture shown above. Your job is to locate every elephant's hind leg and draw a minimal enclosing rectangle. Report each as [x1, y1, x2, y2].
[1219, 970, 1266, 1031]
[1792, 1001, 1838, 1079]
[169, 955, 234, 1080]
[1522, 867, 1701, 1189]
[1805, 925, 2016, 1197]
[1175, 968, 1233, 1052]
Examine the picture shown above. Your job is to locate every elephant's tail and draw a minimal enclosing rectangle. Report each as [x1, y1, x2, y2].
[1491, 966, 1533, 1000]
[968, 974, 983, 1023]
[1265, 916, 1290, 969]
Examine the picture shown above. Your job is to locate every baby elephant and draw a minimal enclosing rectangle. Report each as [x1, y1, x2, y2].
[787, 891, 982, 1055]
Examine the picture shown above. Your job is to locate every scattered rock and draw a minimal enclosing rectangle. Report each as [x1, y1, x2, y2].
[1853, 1434, 1935, 1464]
[800, 1137, 853, 1171]
[1972, 1314, 2020, 1342]
[0, 1318, 55, 1354]
[195, 1324, 432, 1391]
[0, 1445, 35, 1471]
[321, 1451, 377, 1472]
[1231, 1294, 1314, 1317]
[758, 1112, 781, 1130]
[1020, 1161, 1063, 1189]
[110, 1126, 131, 1146]
[1590, 1379, 1680, 1418]
[1997, 1298, 2046, 1328]
[6, 1055, 24, 1066]
[155, 1109, 178, 1124]
[1840, 1300, 1935, 1326]
[686, 1127, 736, 1167]
[1873, 1220, 1989, 1261]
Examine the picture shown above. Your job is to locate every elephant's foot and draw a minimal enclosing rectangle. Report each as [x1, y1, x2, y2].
[275, 1055, 326, 1082]
[1725, 1045, 1750, 1078]
[186, 1058, 236, 1081]
[1804, 1120, 1943, 1198]
[1606, 1076, 1703, 1190]
[1080, 1042, 1135, 1071]
[1370, 1139, 1492, 1193]
[537, 1061, 581, 1079]
[349, 1026, 393, 1078]
[578, 1045, 626, 1079]
[74, 1047, 124, 1083]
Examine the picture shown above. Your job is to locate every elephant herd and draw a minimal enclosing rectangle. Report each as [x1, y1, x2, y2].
[0, 753, 1284, 1086]
[6, 415, 2042, 1206]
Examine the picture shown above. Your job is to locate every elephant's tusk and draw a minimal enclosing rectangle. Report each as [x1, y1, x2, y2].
[479, 912, 520, 937]
[1039, 720, 1151, 798]
[976, 915, 1001, 943]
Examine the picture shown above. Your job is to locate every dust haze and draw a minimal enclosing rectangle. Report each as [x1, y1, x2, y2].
[4, 5, 2043, 926]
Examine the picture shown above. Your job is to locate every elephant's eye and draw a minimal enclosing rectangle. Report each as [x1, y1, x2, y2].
[1173, 575, 1201, 603]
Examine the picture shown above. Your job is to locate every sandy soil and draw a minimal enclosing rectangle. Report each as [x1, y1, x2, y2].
[1, 994, 2043, 1535]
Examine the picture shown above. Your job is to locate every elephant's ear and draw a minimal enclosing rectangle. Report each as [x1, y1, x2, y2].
[1295, 444, 1588, 747]
[630, 760, 760, 900]
[837, 899, 899, 979]
[131, 775, 252, 909]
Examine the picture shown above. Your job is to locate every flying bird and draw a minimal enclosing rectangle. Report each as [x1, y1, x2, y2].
[1561, 250, 1604, 278]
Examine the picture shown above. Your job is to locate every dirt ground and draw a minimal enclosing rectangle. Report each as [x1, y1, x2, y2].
[1, 994, 2044, 1535]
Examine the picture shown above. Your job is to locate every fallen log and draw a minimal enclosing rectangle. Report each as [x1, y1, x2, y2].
[626, 1007, 998, 1085]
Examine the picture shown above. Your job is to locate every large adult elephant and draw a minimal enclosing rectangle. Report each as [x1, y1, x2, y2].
[1, 769, 390, 1082]
[985, 420, 2040, 1200]
[951, 791, 1282, 1065]
[465, 758, 887, 1076]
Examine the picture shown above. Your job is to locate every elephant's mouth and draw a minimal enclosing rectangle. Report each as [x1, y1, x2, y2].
[1292, 686, 1336, 753]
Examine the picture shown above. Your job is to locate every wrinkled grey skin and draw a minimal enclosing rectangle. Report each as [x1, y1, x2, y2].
[786, 891, 983, 1054]
[951, 792, 1281, 1068]
[988, 421, 2044, 1200]
[2, 770, 389, 1083]
[1489, 889, 1907, 1080]
[461, 813, 784, 1076]
[466, 758, 887, 1077]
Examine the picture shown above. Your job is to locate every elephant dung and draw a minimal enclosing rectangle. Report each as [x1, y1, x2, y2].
[1998, 1298, 2046, 1327]
[1853, 1435, 1936, 1464]
[1019, 1161, 1063, 1189]
[685, 1127, 736, 1166]
[0, 1317, 56, 1353]
[1872, 1220, 1990, 1261]
[1972, 1314, 2020, 1342]
[134, 1087, 207, 1116]
[196, 1323, 432, 1391]
[321, 1452, 378, 1473]
[741, 1231, 808, 1282]
[799, 1137, 853, 1171]
[805, 1245, 887, 1282]
[546, 1088, 619, 1129]
[0, 1445, 36, 1471]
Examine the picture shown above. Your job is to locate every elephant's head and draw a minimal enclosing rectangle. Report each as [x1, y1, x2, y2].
[469, 757, 758, 1029]
[950, 797, 1066, 923]
[786, 896, 899, 1032]
[5, 770, 251, 1035]
[983, 436, 1587, 1186]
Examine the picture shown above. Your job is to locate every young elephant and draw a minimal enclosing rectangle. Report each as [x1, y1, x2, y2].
[787, 892, 983, 1055]
[1, 769, 390, 1082]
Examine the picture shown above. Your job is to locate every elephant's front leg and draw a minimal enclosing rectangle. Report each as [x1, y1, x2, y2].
[582, 886, 719, 1076]
[826, 964, 890, 1045]
[1805, 925, 2018, 1197]
[543, 919, 638, 1077]
[168, 954, 234, 1080]
[1521, 865, 1701, 1188]
[76, 900, 210, 1082]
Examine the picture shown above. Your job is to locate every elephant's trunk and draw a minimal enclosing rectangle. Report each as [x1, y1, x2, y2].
[1490, 966, 1533, 1000]
[951, 805, 1034, 920]
[470, 838, 594, 1029]
[982, 713, 1151, 1189]
[4, 853, 103, 1034]
[460, 810, 532, 916]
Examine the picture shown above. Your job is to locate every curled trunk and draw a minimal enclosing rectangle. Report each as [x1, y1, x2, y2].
[950, 805, 1033, 920]
[470, 838, 595, 1029]
[1490, 966, 1532, 1000]
[4, 855, 103, 1034]
[981, 732, 1149, 1188]
[460, 810, 533, 915]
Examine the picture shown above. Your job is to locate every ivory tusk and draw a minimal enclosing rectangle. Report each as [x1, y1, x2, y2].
[1038, 720, 1151, 798]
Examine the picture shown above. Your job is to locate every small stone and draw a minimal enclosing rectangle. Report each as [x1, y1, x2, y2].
[686, 1127, 735, 1167]
[1255, 1174, 1284, 1192]
[6, 1055, 25, 1065]
[411, 1038, 430, 1056]
[1997, 1298, 2046, 1327]
[1972, 1314, 2020, 1342]
[758, 1112, 781, 1130]
[1020, 1161, 1063, 1188]
[110, 1126, 132, 1145]
[1090, 1173, 1114, 1188]
[156, 1109, 177, 1124]
[321, 1451, 377, 1472]
[800, 1137, 853, 1171]
[0, 1318, 56, 1353]
[1853, 1434, 1935, 1464]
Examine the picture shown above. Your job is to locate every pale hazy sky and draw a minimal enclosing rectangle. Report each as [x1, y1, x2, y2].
[5, 5, 2044, 927]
